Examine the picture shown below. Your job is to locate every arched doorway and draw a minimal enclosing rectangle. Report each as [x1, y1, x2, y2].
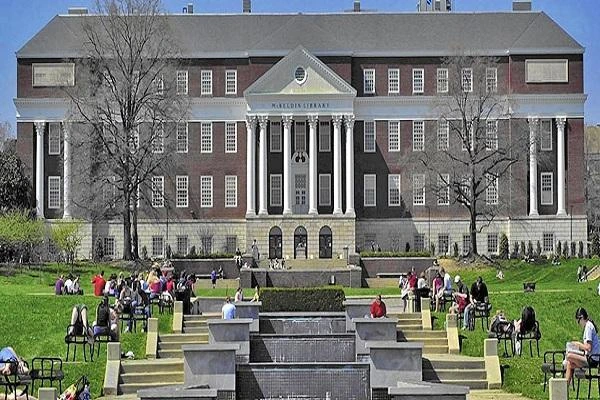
[268, 226, 282, 259]
[294, 226, 308, 259]
[319, 226, 332, 259]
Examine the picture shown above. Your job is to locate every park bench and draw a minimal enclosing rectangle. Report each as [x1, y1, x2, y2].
[29, 357, 64, 393]
[1, 359, 32, 400]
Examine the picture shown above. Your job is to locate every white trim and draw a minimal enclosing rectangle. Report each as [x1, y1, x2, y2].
[318, 173, 331, 206]
[388, 174, 401, 207]
[412, 68, 424, 94]
[200, 175, 213, 208]
[201, 122, 213, 153]
[201, 69, 213, 96]
[225, 121, 238, 153]
[388, 68, 400, 94]
[319, 120, 331, 152]
[176, 175, 189, 208]
[151, 176, 164, 208]
[541, 172, 553, 205]
[363, 68, 375, 94]
[364, 174, 376, 207]
[48, 122, 60, 155]
[388, 120, 400, 152]
[540, 119, 552, 151]
[436, 68, 448, 94]
[176, 70, 188, 95]
[270, 174, 282, 206]
[364, 121, 376, 153]
[225, 175, 238, 208]
[176, 122, 188, 153]
[48, 176, 61, 209]
[412, 173, 425, 206]
[412, 120, 424, 152]
[461, 68, 473, 93]
[225, 69, 237, 95]
[270, 121, 282, 152]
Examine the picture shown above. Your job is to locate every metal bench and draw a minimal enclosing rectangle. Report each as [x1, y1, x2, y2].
[64, 324, 93, 362]
[29, 357, 64, 393]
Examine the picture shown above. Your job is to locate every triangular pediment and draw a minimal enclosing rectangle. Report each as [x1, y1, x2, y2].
[244, 46, 356, 97]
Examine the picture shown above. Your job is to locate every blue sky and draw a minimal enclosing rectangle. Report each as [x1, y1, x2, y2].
[1, 0, 598, 136]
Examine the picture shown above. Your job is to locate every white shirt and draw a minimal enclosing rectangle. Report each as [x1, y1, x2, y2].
[234, 291, 244, 302]
[64, 279, 73, 293]
[417, 278, 428, 289]
[222, 303, 236, 319]
[443, 273, 452, 291]
[584, 320, 600, 360]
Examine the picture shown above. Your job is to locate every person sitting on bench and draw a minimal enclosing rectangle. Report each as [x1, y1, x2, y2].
[67, 304, 93, 340]
[93, 297, 118, 341]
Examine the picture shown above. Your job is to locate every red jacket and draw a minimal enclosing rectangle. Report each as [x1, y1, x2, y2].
[370, 300, 387, 318]
[91, 275, 106, 297]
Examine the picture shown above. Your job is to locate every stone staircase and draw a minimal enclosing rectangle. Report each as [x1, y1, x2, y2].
[467, 389, 530, 399]
[391, 312, 449, 354]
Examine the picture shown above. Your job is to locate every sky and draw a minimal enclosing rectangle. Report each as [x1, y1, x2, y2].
[1, 0, 599, 136]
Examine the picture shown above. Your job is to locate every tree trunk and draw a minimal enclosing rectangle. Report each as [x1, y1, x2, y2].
[470, 206, 478, 255]
[131, 203, 139, 260]
[122, 194, 132, 260]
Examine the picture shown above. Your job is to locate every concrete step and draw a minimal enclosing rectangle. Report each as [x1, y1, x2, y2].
[399, 337, 449, 347]
[183, 320, 209, 327]
[120, 371, 184, 384]
[121, 359, 183, 374]
[396, 323, 423, 330]
[158, 349, 183, 359]
[158, 340, 209, 351]
[423, 368, 487, 381]
[399, 329, 447, 339]
[467, 390, 529, 400]
[119, 382, 182, 395]
[423, 356, 485, 370]
[184, 313, 220, 321]
[388, 312, 422, 320]
[159, 333, 209, 343]
[183, 326, 210, 334]
[422, 345, 449, 354]
[423, 379, 488, 390]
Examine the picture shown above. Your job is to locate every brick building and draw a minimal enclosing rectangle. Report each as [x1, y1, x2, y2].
[14, 1, 587, 259]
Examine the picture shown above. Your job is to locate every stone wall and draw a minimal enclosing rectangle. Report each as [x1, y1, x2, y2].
[240, 266, 362, 288]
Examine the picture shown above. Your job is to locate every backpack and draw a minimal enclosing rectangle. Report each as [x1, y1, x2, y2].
[96, 302, 110, 327]
[521, 306, 536, 333]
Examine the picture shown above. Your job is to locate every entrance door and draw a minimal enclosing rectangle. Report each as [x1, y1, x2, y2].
[293, 226, 308, 259]
[269, 226, 282, 259]
[294, 174, 308, 214]
[319, 226, 332, 259]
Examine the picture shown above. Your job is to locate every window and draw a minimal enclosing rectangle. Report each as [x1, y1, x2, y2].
[270, 122, 281, 152]
[461, 68, 473, 92]
[463, 234, 471, 255]
[103, 237, 115, 258]
[486, 67, 497, 93]
[543, 233, 554, 252]
[388, 68, 399, 94]
[176, 70, 188, 95]
[414, 234, 425, 252]
[487, 233, 498, 254]
[152, 123, 164, 153]
[201, 236, 213, 255]
[364, 174, 376, 207]
[486, 174, 498, 205]
[176, 175, 188, 208]
[486, 120, 498, 151]
[225, 122, 237, 153]
[437, 68, 448, 93]
[152, 236, 164, 257]
[364, 68, 375, 94]
[177, 122, 188, 153]
[295, 122, 306, 152]
[226, 236, 237, 254]
[201, 70, 212, 96]
[201, 176, 213, 207]
[176, 236, 188, 256]
[462, 122, 473, 151]
[154, 75, 164, 96]
[319, 121, 330, 152]
[295, 175, 306, 205]
[151, 176, 164, 208]
[526, 60, 568, 83]
[540, 119, 552, 151]
[438, 234, 449, 255]
[225, 70, 237, 95]
[388, 174, 401, 206]
[129, 126, 140, 153]
[319, 174, 331, 206]
[270, 174, 282, 206]
[201, 122, 212, 153]
[412, 120, 424, 152]
[364, 233, 377, 250]
[364, 121, 376, 153]
[48, 123, 60, 155]
[412, 68, 424, 94]
[294, 66, 307, 84]
[438, 174, 449, 205]
[48, 176, 61, 209]
[412, 174, 425, 206]
[460, 176, 471, 204]
[388, 121, 400, 152]
[437, 120, 449, 151]
[225, 175, 237, 207]
[541, 172, 553, 205]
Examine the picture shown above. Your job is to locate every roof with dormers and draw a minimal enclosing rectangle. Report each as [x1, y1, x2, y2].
[16, 11, 583, 59]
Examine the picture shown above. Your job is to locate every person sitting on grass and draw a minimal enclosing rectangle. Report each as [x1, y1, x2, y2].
[565, 307, 600, 386]
[55, 274, 64, 295]
[370, 294, 387, 318]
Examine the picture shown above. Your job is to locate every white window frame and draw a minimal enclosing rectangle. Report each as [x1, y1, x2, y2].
[541, 172, 553, 205]
[154, 74, 164, 96]
[201, 122, 213, 153]
[176, 70, 188, 95]
[270, 121, 282, 153]
[176, 175, 188, 208]
[540, 119, 552, 151]
[414, 234, 425, 252]
[364, 68, 375, 94]
[103, 237, 116, 258]
[543, 233, 554, 252]
[486, 174, 498, 205]
[48, 123, 60, 155]
[225, 122, 237, 153]
[295, 122, 306, 152]
[176, 122, 188, 153]
[412, 120, 424, 152]
[151, 176, 164, 208]
[486, 67, 497, 93]
[412, 68, 424, 94]
[388, 121, 400, 152]
[388, 174, 401, 207]
[485, 120, 498, 151]
[201, 175, 213, 208]
[437, 68, 448, 93]
[225, 69, 237, 95]
[176, 235, 188, 256]
[364, 121, 376, 153]
[319, 121, 331, 152]
[152, 236, 164, 257]
[48, 176, 61, 209]
[487, 233, 498, 254]
[438, 234, 449, 254]
[270, 174, 282, 206]
[225, 175, 238, 208]
[462, 68, 473, 93]
[319, 174, 331, 206]
[525, 59, 568, 83]
[201, 70, 213, 96]
[388, 68, 400, 94]
[437, 174, 450, 206]
[152, 123, 164, 154]
[364, 174, 376, 207]
[437, 120, 449, 151]
[412, 174, 425, 206]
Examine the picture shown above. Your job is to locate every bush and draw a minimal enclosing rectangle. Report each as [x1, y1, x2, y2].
[499, 233, 509, 259]
[260, 287, 345, 312]
[592, 233, 600, 257]
[536, 241, 542, 258]
[563, 241, 569, 258]
[165, 243, 172, 259]
[520, 241, 526, 257]
[579, 241, 584, 258]
[557, 241, 562, 258]
[527, 241, 533, 258]
[360, 251, 430, 258]
[188, 246, 197, 257]
[94, 237, 104, 262]
[141, 245, 148, 260]
[430, 243, 435, 256]
[453, 242, 459, 258]
[405, 243, 411, 252]
[570, 241, 576, 258]
[512, 242, 519, 258]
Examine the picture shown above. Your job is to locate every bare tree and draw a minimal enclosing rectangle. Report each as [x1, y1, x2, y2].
[585, 126, 600, 234]
[0, 122, 12, 152]
[66, 0, 188, 260]
[418, 55, 522, 256]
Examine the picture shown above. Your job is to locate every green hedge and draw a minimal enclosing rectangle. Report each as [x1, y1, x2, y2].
[260, 287, 345, 312]
[360, 251, 431, 258]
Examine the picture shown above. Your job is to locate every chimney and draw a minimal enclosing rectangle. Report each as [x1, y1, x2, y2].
[513, 0, 532, 11]
[187, 3, 193, 13]
[68, 7, 88, 15]
[353, 0, 360, 12]
[243, 0, 251, 13]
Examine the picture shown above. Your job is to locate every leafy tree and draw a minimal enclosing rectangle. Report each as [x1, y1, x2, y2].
[571, 241, 576, 258]
[0, 150, 33, 214]
[498, 233, 509, 259]
[51, 220, 84, 266]
[0, 210, 44, 263]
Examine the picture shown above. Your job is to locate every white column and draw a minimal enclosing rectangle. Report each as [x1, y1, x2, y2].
[344, 115, 356, 217]
[527, 117, 539, 217]
[245, 116, 257, 217]
[283, 115, 293, 215]
[308, 115, 318, 215]
[34, 121, 45, 219]
[62, 122, 72, 219]
[258, 116, 269, 216]
[332, 115, 343, 215]
[556, 117, 567, 216]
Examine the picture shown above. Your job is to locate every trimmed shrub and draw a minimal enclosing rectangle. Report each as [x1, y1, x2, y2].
[360, 251, 430, 258]
[527, 241, 533, 258]
[571, 241, 576, 258]
[405, 242, 411, 252]
[499, 233, 509, 259]
[453, 242, 459, 258]
[592, 233, 600, 257]
[94, 238, 104, 262]
[579, 241, 584, 258]
[536, 241, 542, 258]
[165, 243, 172, 259]
[512, 242, 519, 258]
[430, 243, 435, 256]
[563, 241, 569, 258]
[141, 245, 148, 260]
[520, 241, 526, 257]
[557, 241, 562, 257]
[260, 287, 345, 312]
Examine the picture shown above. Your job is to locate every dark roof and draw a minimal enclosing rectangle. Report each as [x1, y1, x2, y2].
[17, 11, 583, 59]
